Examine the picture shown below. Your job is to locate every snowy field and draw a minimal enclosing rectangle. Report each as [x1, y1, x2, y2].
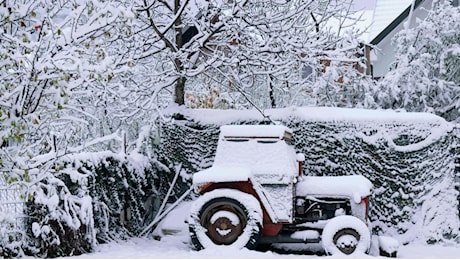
[60, 201, 460, 259]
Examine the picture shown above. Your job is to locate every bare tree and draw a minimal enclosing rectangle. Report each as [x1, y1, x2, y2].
[149, 0, 376, 109]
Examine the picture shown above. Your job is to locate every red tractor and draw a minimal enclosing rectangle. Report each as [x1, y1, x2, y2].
[188, 125, 384, 255]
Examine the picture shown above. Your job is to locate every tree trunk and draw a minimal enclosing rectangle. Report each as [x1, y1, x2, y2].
[174, 76, 186, 105]
[269, 75, 276, 108]
[174, 0, 185, 106]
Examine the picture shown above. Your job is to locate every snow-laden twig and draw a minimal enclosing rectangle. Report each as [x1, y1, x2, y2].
[207, 68, 274, 124]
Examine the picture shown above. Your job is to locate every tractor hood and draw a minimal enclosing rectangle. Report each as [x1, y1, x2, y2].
[296, 175, 373, 203]
[192, 166, 294, 185]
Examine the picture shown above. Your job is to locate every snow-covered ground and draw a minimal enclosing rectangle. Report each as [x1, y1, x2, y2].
[59, 201, 460, 259]
[61, 234, 460, 259]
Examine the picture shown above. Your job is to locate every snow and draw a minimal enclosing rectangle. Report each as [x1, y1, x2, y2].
[154, 202, 191, 236]
[60, 224, 460, 259]
[31, 222, 41, 238]
[211, 127, 299, 178]
[183, 106, 449, 126]
[291, 230, 320, 241]
[212, 138, 298, 177]
[54, 237, 455, 258]
[296, 175, 373, 200]
[251, 180, 295, 222]
[211, 211, 240, 226]
[193, 166, 252, 185]
[52, 200, 460, 259]
[216, 228, 231, 236]
[220, 124, 292, 139]
[321, 215, 371, 255]
[378, 235, 400, 254]
[193, 124, 300, 186]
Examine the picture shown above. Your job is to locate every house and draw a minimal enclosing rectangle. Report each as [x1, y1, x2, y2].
[364, 0, 431, 79]
[365, 0, 459, 79]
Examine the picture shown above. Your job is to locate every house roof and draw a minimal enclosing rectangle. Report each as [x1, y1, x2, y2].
[369, 0, 425, 45]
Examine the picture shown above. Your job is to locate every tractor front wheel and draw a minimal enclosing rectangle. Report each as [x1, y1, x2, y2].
[322, 215, 371, 255]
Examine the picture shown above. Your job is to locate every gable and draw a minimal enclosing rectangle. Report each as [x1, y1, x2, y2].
[369, 0, 433, 78]
[368, 0, 412, 42]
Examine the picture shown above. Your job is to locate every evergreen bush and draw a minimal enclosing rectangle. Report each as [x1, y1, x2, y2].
[22, 152, 163, 257]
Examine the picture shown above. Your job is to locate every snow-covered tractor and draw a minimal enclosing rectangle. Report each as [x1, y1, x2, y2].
[188, 125, 388, 255]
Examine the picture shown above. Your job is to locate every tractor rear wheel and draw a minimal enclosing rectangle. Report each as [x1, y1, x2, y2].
[188, 189, 263, 250]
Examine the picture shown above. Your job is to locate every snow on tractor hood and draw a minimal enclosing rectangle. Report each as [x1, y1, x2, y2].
[296, 175, 373, 203]
[192, 166, 252, 185]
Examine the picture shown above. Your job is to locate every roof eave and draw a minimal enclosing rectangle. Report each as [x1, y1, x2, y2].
[369, 0, 425, 46]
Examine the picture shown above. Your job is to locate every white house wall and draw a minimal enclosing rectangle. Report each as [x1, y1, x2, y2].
[371, 0, 433, 78]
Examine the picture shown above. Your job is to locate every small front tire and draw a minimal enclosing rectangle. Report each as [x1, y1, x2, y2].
[322, 215, 371, 255]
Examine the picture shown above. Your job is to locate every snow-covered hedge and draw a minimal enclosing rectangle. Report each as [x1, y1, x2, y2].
[84, 154, 161, 243]
[159, 107, 459, 245]
[20, 152, 162, 258]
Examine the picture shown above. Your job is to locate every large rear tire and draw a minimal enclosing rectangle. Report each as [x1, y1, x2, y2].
[322, 215, 371, 255]
[188, 189, 263, 250]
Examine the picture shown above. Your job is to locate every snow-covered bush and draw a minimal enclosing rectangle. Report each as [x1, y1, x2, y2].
[22, 162, 95, 257]
[157, 120, 220, 193]
[0, 215, 23, 258]
[20, 152, 162, 257]
[376, 1, 460, 123]
[0, 1, 160, 256]
[87, 155, 162, 243]
[158, 107, 459, 245]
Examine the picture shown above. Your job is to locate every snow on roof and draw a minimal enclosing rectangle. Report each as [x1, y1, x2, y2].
[355, 10, 375, 41]
[368, 0, 412, 41]
[296, 175, 373, 201]
[219, 125, 292, 140]
[212, 137, 299, 177]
